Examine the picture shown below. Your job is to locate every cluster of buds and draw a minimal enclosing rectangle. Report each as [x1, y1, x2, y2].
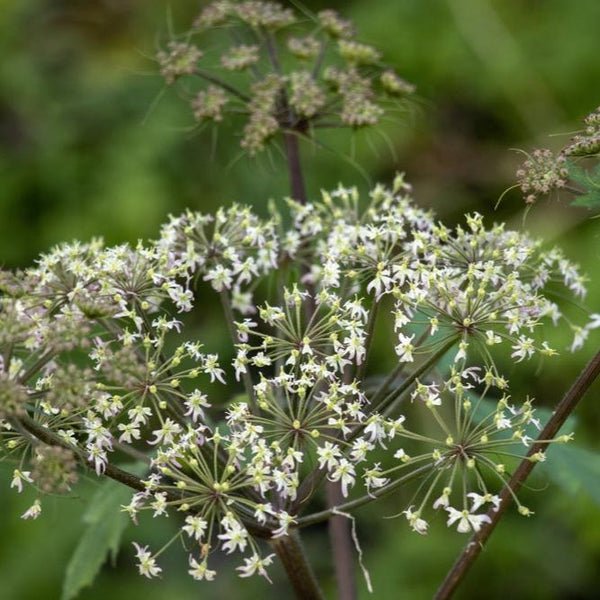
[515, 106, 600, 205]
[563, 106, 600, 157]
[516, 148, 568, 205]
[156, 1, 415, 155]
[0, 177, 595, 584]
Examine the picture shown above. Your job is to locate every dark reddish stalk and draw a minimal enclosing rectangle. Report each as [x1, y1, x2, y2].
[434, 349, 600, 600]
[327, 481, 357, 599]
[284, 131, 307, 204]
[270, 532, 325, 600]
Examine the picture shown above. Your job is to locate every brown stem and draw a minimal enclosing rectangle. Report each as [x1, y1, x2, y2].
[270, 531, 325, 600]
[284, 131, 307, 204]
[326, 481, 357, 600]
[434, 348, 600, 600]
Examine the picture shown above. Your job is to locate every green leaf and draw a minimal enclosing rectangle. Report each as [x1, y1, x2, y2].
[61, 464, 145, 600]
[541, 444, 600, 506]
[571, 189, 600, 209]
[567, 161, 600, 209]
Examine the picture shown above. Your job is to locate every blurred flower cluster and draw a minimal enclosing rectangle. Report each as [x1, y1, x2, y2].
[1, 177, 595, 583]
[156, 1, 415, 155]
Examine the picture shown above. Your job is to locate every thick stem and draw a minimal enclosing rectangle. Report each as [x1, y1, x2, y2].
[326, 481, 357, 600]
[434, 348, 600, 600]
[270, 532, 325, 600]
[284, 132, 307, 204]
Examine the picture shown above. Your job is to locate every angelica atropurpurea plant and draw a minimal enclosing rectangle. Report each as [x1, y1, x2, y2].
[1, 3, 600, 600]
[1, 185, 597, 596]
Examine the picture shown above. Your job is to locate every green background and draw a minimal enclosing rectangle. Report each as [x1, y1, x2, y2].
[1, 1, 599, 598]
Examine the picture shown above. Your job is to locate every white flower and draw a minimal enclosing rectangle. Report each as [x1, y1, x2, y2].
[433, 487, 451, 509]
[21, 499, 42, 520]
[467, 492, 501, 512]
[87, 444, 107, 475]
[151, 492, 168, 517]
[203, 265, 233, 291]
[395, 333, 415, 362]
[188, 557, 216, 581]
[328, 459, 356, 498]
[485, 330, 501, 345]
[367, 265, 393, 299]
[445, 507, 491, 533]
[511, 336, 535, 362]
[148, 418, 182, 446]
[403, 506, 428, 535]
[182, 516, 208, 541]
[364, 415, 387, 446]
[11, 469, 33, 493]
[218, 522, 248, 554]
[203, 354, 226, 383]
[569, 326, 588, 353]
[132, 543, 162, 578]
[253, 503, 274, 525]
[184, 390, 211, 422]
[350, 438, 374, 462]
[271, 511, 297, 538]
[364, 464, 389, 492]
[236, 553, 275, 580]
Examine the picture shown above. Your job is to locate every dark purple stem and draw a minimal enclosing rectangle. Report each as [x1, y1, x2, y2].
[284, 131, 307, 204]
[327, 481, 357, 600]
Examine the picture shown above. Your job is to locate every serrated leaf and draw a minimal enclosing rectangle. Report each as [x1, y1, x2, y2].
[541, 444, 600, 506]
[567, 161, 600, 209]
[571, 189, 600, 209]
[61, 464, 145, 600]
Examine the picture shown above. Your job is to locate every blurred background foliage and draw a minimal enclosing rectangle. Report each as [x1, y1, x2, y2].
[1, 0, 599, 598]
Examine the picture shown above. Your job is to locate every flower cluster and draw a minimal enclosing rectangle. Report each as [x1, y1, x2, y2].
[390, 367, 571, 535]
[516, 148, 568, 205]
[0, 177, 594, 584]
[514, 106, 600, 206]
[563, 105, 600, 158]
[157, 1, 415, 154]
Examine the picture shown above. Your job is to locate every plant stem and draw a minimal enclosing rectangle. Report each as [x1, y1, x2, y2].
[327, 480, 357, 600]
[19, 414, 150, 493]
[284, 132, 307, 204]
[270, 531, 325, 600]
[434, 348, 600, 600]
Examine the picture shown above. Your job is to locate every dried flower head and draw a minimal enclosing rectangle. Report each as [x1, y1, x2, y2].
[157, 2, 415, 155]
[516, 148, 568, 204]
